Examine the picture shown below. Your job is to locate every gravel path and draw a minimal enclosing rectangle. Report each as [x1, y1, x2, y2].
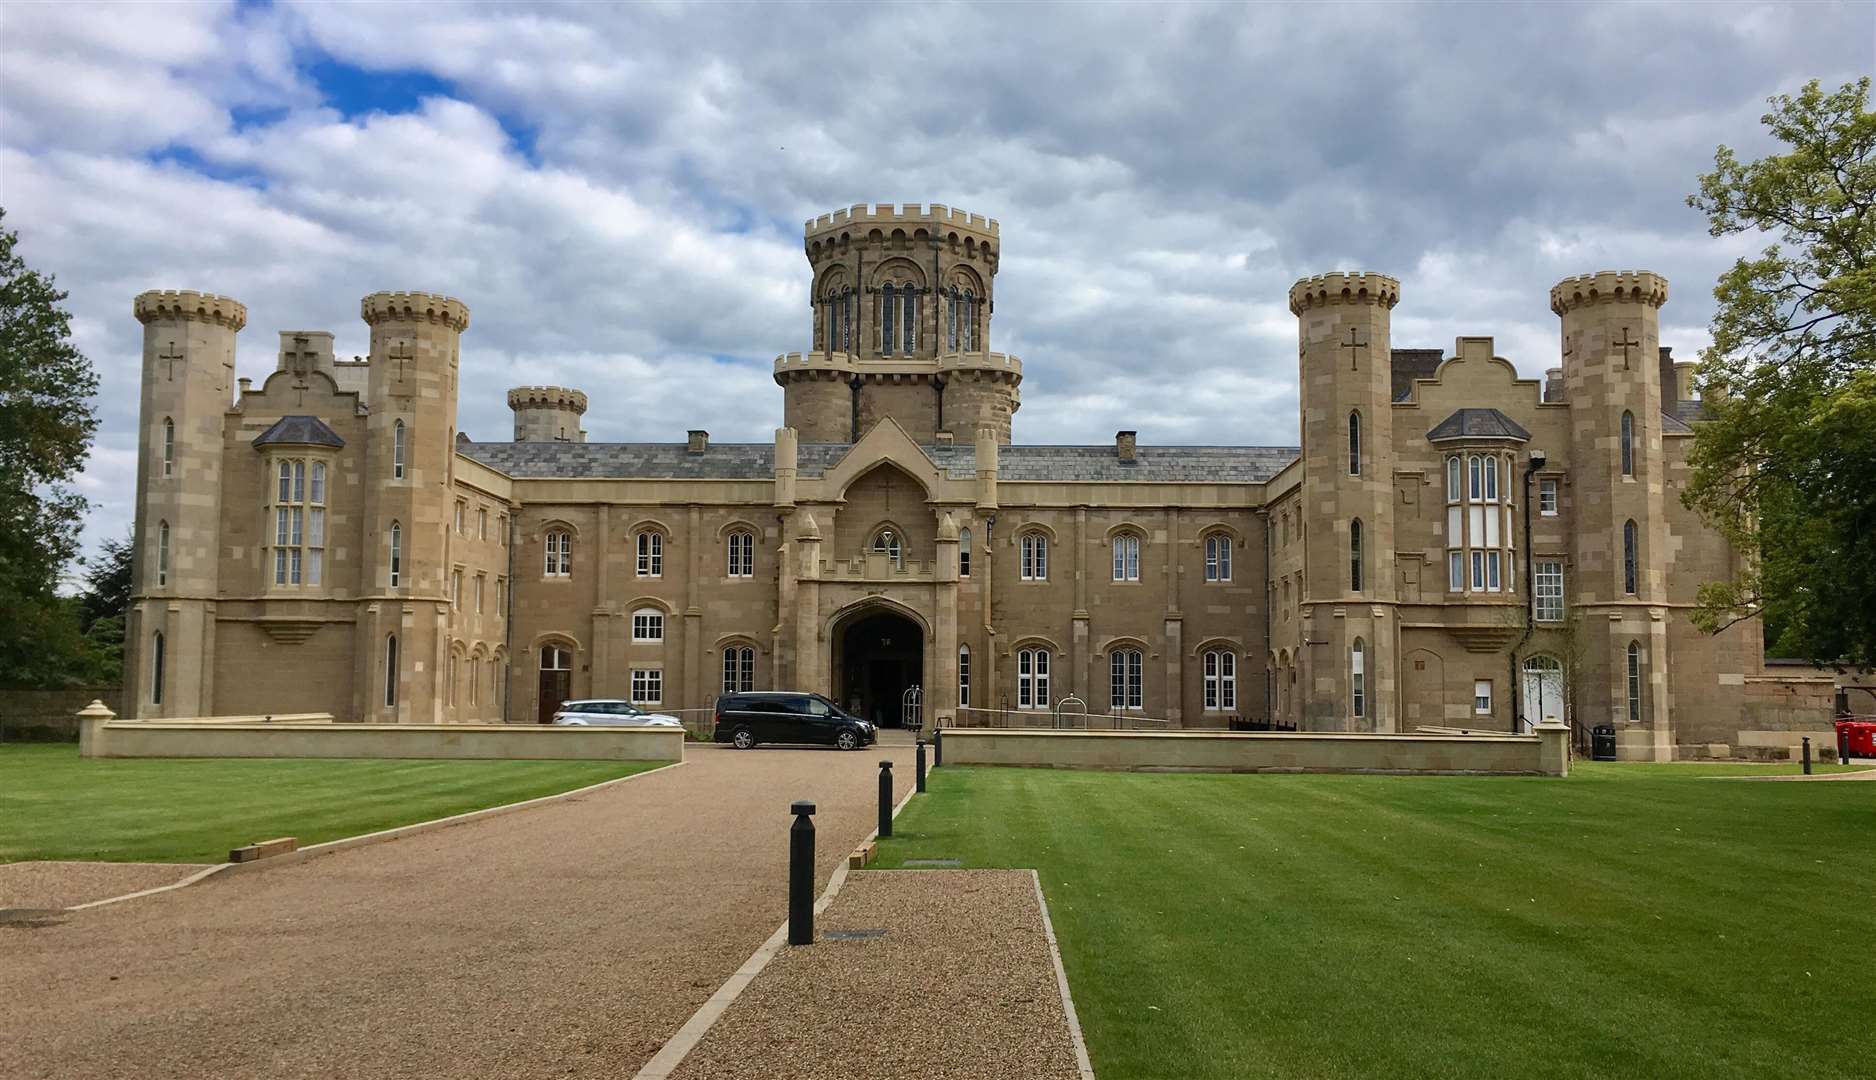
[0, 861, 211, 911]
[670, 870, 1083, 1080]
[0, 742, 912, 1080]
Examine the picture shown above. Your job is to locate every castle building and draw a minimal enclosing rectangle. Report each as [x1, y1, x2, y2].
[124, 203, 1834, 760]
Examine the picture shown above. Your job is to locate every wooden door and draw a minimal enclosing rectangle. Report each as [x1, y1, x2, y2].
[538, 646, 572, 724]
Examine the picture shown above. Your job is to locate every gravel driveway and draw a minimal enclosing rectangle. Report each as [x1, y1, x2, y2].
[0, 740, 915, 1080]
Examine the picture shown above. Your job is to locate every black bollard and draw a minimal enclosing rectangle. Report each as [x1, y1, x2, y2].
[1802, 736, 1812, 775]
[788, 800, 816, 945]
[1840, 726, 1852, 765]
[878, 760, 894, 838]
[916, 739, 927, 793]
[933, 730, 942, 768]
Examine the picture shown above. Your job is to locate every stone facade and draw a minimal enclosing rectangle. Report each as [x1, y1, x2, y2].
[123, 204, 1835, 760]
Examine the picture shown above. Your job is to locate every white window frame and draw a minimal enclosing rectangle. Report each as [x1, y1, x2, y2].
[1113, 534, 1141, 582]
[1204, 534, 1232, 582]
[631, 608, 665, 642]
[637, 531, 664, 578]
[1627, 641, 1643, 723]
[161, 417, 174, 477]
[959, 527, 972, 578]
[1020, 533, 1048, 581]
[545, 530, 572, 577]
[388, 522, 403, 588]
[1539, 478, 1559, 516]
[727, 530, 755, 577]
[392, 419, 406, 480]
[156, 520, 170, 586]
[958, 645, 971, 707]
[1474, 679, 1493, 716]
[1203, 649, 1236, 711]
[1351, 639, 1366, 719]
[1110, 648, 1144, 711]
[722, 646, 755, 694]
[1534, 560, 1565, 622]
[870, 528, 903, 566]
[267, 457, 326, 588]
[631, 668, 663, 705]
[1016, 647, 1050, 709]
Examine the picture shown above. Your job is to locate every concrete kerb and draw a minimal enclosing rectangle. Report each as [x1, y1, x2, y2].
[59, 760, 686, 912]
[633, 780, 920, 1080]
[1031, 868, 1097, 1080]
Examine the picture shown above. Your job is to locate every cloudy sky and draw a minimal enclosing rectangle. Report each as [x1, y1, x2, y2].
[1, 1, 1870, 563]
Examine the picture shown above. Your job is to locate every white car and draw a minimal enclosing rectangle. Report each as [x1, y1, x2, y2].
[550, 699, 684, 728]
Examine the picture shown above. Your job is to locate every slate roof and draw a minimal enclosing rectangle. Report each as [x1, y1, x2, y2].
[1661, 411, 1694, 435]
[459, 440, 1299, 483]
[252, 415, 344, 448]
[1390, 348, 1446, 402]
[1425, 408, 1531, 443]
[1670, 399, 1708, 425]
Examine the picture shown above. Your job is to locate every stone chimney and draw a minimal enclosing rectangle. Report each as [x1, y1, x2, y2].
[1543, 367, 1565, 403]
[934, 431, 954, 446]
[1674, 361, 1697, 402]
[687, 430, 709, 454]
[1116, 430, 1137, 464]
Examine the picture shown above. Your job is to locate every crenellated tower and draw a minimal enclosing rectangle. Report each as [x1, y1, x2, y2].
[357, 291, 470, 722]
[508, 385, 588, 442]
[1290, 272, 1400, 732]
[128, 290, 245, 717]
[775, 203, 1021, 444]
[1552, 270, 1673, 757]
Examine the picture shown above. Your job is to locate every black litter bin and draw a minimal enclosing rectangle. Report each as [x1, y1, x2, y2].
[1592, 724, 1617, 761]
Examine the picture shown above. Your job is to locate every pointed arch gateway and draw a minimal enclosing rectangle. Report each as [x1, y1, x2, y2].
[828, 597, 930, 730]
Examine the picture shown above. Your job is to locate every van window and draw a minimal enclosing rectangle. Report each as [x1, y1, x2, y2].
[807, 698, 831, 716]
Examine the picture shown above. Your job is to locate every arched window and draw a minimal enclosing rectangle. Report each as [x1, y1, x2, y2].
[150, 630, 166, 706]
[962, 290, 976, 351]
[1348, 411, 1362, 476]
[469, 656, 480, 706]
[841, 289, 853, 351]
[957, 645, 971, 707]
[384, 633, 399, 708]
[1204, 533, 1232, 582]
[881, 283, 896, 355]
[1446, 455, 1461, 503]
[1112, 534, 1141, 581]
[1349, 518, 1364, 592]
[156, 520, 170, 586]
[545, 530, 571, 577]
[1620, 411, 1635, 476]
[1017, 647, 1050, 709]
[902, 287, 917, 353]
[636, 531, 664, 577]
[959, 527, 972, 577]
[632, 607, 665, 642]
[1110, 648, 1144, 711]
[1627, 641, 1643, 723]
[870, 528, 902, 566]
[448, 652, 459, 707]
[392, 419, 407, 480]
[161, 418, 175, 477]
[947, 286, 960, 350]
[722, 645, 755, 694]
[388, 522, 403, 588]
[1203, 649, 1236, 711]
[1020, 532, 1048, 581]
[541, 644, 571, 671]
[1351, 638, 1366, 719]
[1623, 519, 1638, 595]
[726, 530, 755, 577]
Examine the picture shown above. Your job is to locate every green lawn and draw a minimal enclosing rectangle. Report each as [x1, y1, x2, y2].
[876, 763, 1874, 1080]
[0, 744, 665, 863]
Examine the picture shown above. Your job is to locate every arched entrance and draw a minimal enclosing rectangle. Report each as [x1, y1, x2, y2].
[1521, 654, 1565, 730]
[834, 607, 925, 728]
[538, 644, 573, 724]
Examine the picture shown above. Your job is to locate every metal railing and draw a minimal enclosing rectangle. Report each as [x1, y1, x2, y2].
[952, 703, 1172, 731]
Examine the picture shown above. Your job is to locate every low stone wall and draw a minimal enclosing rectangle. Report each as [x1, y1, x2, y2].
[80, 716, 683, 762]
[937, 725, 1569, 776]
[0, 687, 121, 742]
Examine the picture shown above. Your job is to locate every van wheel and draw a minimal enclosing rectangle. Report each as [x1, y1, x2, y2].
[835, 730, 859, 751]
[732, 729, 756, 750]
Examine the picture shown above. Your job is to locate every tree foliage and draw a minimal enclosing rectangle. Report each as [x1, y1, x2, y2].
[1685, 78, 1876, 667]
[0, 207, 102, 687]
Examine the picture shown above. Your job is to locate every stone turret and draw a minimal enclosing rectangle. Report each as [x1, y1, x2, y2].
[358, 290, 470, 723]
[1290, 271, 1401, 732]
[777, 203, 1020, 444]
[508, 385, 588, 442]
[128, 289, 246, 718]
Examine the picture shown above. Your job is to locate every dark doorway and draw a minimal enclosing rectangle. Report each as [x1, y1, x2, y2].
[538, 645, 572, 724]
[837, 609, 924, 728]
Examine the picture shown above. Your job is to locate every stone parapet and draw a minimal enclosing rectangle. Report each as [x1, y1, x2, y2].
[1287, 272, 1401, 315]
[1549, 271, 1668, 316]
[361, 291, 471, 331]
[134, 289, 247, 330]
[806, 203, 998, 238]
[507, 385, 589, 413]
[773, 351, 1022, 380]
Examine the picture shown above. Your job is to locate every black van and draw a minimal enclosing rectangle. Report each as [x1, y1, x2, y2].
[713, 692, 877, 750]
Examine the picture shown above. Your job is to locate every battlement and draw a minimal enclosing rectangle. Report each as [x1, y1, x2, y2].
[1549, 271, 1669, 315]
[134, 290, 247, 330]
[507, 385, 588, 413]
[804, 203, 999, 238]
[772, 351, 1023, 378]
[1287, 272, 1401, 315]
[360, 291, 471, 331]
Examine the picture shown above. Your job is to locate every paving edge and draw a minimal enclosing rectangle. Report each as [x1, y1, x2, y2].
[632, 779, 920, 1080]
[62, 759, 686, 912]
[1030, 867, 1098, 1080]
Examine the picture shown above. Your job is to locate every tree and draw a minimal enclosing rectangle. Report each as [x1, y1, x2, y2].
[74, 530, 134, 685]
[1684, 77, 1876, 668]
[0, 207, 101, 687]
